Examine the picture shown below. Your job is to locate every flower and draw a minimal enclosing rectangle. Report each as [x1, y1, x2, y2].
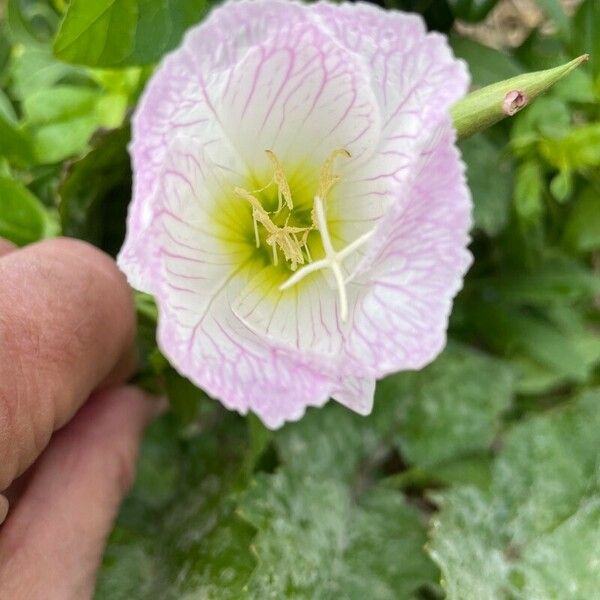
[118, 0, 472, 428]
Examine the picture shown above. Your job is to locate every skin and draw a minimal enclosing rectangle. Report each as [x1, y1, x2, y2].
[0, 237, 163, 599]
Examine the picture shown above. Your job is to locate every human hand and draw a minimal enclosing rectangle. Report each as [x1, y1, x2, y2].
[0, 238, 162, 599]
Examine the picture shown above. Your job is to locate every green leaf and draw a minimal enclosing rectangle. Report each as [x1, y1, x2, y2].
[239, 472, 437, 599]
[539, 123, 600, 170]
[24, 84, 127, 163]
[572, 0, 600, 81]
[0, 113, 35, 166]
[549, 169, 573, 203]
[510, 97, 571, 152]
[535, 0, 570, 39]
[429, 390, 600, 600]
[514, 159, 544, 223]
[473, 256, 600, 305]
[58, 126, 131, 254]
[452, 55, 588, 140]
[383, 343, 514, 468]
[0, 175, 55, 245]
[9, 44, 86, 100]
[450, 35, 522, 87]
[96, 411, 258, 600]
[53, 0, 209, 68]
[563, 186, 600, 252]
[447, 0, 499, 23]
[459, 134, 513, 235]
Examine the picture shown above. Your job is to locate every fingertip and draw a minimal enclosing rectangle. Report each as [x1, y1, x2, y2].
[0, 239, 16, 258]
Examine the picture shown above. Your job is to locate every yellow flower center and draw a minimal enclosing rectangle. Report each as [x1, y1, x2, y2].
[228, 148, 375, 322]
[233, 148, 351, 272]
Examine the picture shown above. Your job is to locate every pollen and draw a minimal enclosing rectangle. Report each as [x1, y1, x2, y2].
[234, 148, 355, 275]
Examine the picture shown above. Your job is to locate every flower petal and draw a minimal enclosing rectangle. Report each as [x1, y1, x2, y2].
[346, 120, 472, 377]
[314, 1, 470, 247]
[332, 375, 376, 416]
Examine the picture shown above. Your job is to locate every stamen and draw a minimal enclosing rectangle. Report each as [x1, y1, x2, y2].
[312, 148, 351, 227]
[280, 195, 374, 322]
[265, 150, 293, 213]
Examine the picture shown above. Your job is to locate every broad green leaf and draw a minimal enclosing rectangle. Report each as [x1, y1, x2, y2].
[24, 85, 127, 163]
[96, 411, 258, 600]
[429, 390, 600, 600]
[54, 0, 209, 68]
[274, 401, 388, 483]
[459, 134, 513, 235]
[382, 343, 514, 468]
[0, 175, 54, 245]
[239, 472, 437, 599]
[452, 55, 588, 140]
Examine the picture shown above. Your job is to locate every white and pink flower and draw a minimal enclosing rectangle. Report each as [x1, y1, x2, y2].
[118, 0, 472, 428]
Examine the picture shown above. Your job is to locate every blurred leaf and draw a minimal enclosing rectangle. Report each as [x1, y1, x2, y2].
[549, 169, 573, 203]
[460, 134, 513, 235]
[429, 390, 600, 600]
[58, 126, 131, 254]
[0, 112, 35, 166]
[450, 35, 522, 87]
[382, 0, 454, 32]
[535, 0, 570, 39]
[563, 186, 600, 252]
[382, 343, 514, 468]
[540, 123, 600, 171]
[0, 175, 55, 245]
[164, 370, 206, 428]
[514, 159, 544, 223]
[468, 303, 595, 385]
[0, 89, 17, 122]
[551, 68, 597, 103]
[24, 84, 127, 163]
[9, 44, 86, 99]
[571, 0, 600, 80]
[447, 0, 498, 23]
[474, 257, 600, 305]
[53, 0, 209, 68]
[511, 96, 571, 151]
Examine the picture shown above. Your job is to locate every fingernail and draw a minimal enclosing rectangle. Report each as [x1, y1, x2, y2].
[0, 495, 9, 526]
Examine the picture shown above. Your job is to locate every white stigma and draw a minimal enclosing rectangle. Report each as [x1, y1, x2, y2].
[279, 195, 374, 322]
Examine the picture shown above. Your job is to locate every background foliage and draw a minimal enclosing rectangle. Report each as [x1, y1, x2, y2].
[1, 0, 599, 598]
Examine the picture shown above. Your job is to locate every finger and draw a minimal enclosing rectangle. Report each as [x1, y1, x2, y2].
[0, 238, 136, 491]
[0, 386, 162, 599]
[0, 239, 16, 258]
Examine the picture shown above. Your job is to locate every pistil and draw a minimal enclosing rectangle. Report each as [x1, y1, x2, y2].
[279, 195, 374, 321]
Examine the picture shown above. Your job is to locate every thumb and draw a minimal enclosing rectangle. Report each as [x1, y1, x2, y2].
[0, 386, 164, 600]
